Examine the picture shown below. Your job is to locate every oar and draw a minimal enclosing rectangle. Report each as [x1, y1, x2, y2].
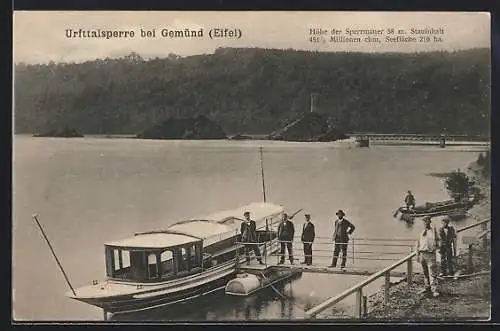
[393, 207, 401, 218]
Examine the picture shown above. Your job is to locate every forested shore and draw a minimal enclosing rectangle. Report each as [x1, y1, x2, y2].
[14, 47, 490, 136]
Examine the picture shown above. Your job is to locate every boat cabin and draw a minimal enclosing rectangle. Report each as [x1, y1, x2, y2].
[104, 233, 203, 282]
[103, 202, 285, 283]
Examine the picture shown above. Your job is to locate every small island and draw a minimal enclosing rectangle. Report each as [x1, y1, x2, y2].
[137, 115, 227, 140]
[33, 127, 84, 138]
[228, 133, 254, 140]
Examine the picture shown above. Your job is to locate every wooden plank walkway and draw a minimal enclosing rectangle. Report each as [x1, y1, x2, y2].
[238, 262, 407, 277]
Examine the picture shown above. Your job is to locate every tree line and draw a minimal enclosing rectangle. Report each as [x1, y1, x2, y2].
[14, 47, 490, 136]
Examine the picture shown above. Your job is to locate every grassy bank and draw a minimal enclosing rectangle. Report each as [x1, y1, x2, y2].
[363, 154, 491, 321]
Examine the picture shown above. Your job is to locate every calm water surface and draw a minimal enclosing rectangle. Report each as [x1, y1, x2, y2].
[12, 136, 484, 321]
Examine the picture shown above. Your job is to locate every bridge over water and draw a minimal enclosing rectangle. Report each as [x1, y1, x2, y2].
[348, 133, 490, 147]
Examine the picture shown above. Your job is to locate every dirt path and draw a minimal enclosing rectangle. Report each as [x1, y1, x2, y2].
[365, 241, 490, 321]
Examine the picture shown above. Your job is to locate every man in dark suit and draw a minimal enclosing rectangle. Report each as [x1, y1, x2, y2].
[241, 211, 264, 265]
[330, 210, 355, 270]
[439, 216, 457, 276]
[277, 213, 295, 264]
[301, 213, 315, 265]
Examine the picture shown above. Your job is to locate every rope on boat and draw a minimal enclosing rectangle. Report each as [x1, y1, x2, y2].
[259, 271, 307, 315]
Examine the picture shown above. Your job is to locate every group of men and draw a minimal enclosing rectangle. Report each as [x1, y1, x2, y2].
[240, 209, 355, 270]
[241, 205, 458, 298]
[416, 215, 457, 297]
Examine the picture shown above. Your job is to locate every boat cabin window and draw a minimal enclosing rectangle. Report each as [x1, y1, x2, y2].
[148, 253, 159, 280]
[160, 250, 174, 278]
[105, 242, 202, 282]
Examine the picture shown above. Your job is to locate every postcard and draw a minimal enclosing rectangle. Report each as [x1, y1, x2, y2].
[12, 11, 491, 322]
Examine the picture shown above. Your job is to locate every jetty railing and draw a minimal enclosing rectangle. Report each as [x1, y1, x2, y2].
[236, 237, 415, 267]
[304, 217, 491, 319]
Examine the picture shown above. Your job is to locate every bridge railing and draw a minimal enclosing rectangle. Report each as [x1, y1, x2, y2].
[304, 218, 491, 319]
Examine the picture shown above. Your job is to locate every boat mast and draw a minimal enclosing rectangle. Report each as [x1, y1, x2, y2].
[259, 147, 270, 258]
[259, 147, 267, 203]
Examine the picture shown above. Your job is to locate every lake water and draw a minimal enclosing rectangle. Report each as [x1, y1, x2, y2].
[12, 136, 485, 321]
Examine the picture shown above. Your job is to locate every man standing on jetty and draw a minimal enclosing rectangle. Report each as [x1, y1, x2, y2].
[241, 211, 265, 265]
[416, 216, 440, 297]
[330, 210, 355, 271]
[278, 213, 295, 265]
[301, 213, 315, 265]
[439, 216, 457, 277]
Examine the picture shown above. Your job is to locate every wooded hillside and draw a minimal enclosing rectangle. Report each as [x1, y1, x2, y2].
[14, 47, 490, 135]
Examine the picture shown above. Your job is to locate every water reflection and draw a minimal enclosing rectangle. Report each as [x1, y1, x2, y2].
[400, 216, 415, 229]
[111, 274, 303, 321]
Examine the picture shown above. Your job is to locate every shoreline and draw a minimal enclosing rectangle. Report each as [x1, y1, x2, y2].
[361, 155, 491, 320]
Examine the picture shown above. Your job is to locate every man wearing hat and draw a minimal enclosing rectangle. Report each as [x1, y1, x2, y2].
[277, 213, 295, 264]
[241, 211, 264, 265]
[330, 210, 355, 270]
[300, 213, 315, 265]
[439, 216, 457, 276]
[415, 216, 440, 297]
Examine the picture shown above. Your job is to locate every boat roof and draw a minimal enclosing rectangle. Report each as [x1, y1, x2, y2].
[104, 202, 284, 249]
[105, 233, 199, 249]
[174, 202, 283, 225]
[167, 202, 283, 246]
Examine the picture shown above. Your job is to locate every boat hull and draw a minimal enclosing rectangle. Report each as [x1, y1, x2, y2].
[70, 241, 280, 315]
[398, 200, 474, 219]
[76, 273, 236, 314]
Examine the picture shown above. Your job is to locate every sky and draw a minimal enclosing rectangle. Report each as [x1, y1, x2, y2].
[13, 11, 491, 64]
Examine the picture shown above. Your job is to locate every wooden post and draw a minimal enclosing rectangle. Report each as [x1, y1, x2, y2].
[384, 272, 390, 306]
[407, 257, 413, 291]
[363, 295, 368, 317]
[264, 219, 268, 266]
[355, 288, 363, 318]
[468, 243, 474, 273]
[481, 222, 488, 252]
[352, 238, 355, 264]
[235, 242, 240, 272]
[103, 309, 108, 321]
[483, 233, 488, 253]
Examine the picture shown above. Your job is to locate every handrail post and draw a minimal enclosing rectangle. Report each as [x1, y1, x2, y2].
[468, 243, 474, 273]
[407, 247, 413, 291]
[235, 231, 240, 272]
[407, 256, 413, 291]
[355, 288, 363, 318]
[352, 238, 355, 265]
[264, 219, 268, 266]
[481, 221, 488, 253]
[363, 295, 368, 317]
[384, 272, 390, 306]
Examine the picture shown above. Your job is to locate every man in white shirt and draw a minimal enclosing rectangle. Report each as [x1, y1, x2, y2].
[415, 216, 440, 297]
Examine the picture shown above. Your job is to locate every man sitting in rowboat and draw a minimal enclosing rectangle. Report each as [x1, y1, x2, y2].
[405, 190, 416, 210]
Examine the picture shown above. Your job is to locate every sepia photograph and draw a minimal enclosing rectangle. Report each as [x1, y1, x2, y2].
[12, 11, 491, 322]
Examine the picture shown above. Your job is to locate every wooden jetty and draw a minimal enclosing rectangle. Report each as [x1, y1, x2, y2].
[238, 262, 406, 278]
